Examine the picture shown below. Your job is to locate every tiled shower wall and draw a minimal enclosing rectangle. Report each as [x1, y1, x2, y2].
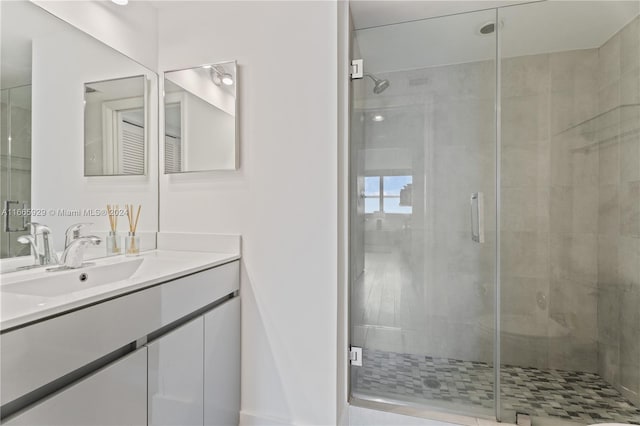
[596, 15, 640, 406]
[500, 47, 602, 373]
[502, 15, 640, 405]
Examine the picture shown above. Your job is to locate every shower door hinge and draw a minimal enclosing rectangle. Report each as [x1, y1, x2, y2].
[516, 413, 531, 426]
[351, 59, 364, 80]
[349, 346, 363, 366]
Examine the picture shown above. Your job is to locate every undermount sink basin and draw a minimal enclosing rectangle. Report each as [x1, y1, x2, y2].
[1, 258, 144, 298]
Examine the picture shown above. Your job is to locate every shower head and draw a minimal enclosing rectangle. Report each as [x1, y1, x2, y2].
[365, 74, 390, 94]
[373, 78, 390, 94]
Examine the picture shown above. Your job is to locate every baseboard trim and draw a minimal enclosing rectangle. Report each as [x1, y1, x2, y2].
[239, 411, 292, 426]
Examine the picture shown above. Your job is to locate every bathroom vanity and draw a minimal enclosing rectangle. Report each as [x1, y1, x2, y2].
[0, 247, 240, 425]
[1, 1, 244, 423]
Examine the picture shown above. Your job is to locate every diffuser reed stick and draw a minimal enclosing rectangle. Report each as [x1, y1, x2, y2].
[134, 205, 141, 233]
[107, 204, 119, 233]
[125, 204, 142, 233]
[125, 204, 141, 255]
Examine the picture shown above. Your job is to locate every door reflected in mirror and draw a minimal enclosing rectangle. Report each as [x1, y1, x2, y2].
[84, 75, 147, 176]
[164, 61, 237, 173]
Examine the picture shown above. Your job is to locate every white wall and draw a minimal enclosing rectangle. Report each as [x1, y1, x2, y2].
[182, 91, 236, 171]
[31, 0, 158, 71]
[157, 2, 339, 425]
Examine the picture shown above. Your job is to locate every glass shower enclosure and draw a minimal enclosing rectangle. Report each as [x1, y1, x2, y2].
[348, 2, 640, 425]
[0, 85, 32, 259]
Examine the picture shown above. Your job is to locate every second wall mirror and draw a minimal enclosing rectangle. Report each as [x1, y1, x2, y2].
[164, 61, 238, 173]
[84, 75, 148, 176]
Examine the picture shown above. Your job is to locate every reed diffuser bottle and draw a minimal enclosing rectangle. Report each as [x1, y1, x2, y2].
[106, 204, 121, 255]
[125, 204, 141, 256]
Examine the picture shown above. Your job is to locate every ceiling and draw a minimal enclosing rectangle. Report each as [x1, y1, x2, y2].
[352, 0, 640, 74]
[350, 0, 531, 30]
[85, 76, 145, 103]
[0, 1, 72, 89]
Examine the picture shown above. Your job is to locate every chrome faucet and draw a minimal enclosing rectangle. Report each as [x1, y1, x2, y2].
[35, 223, 59, 265]
[58, 235, 102, 269]
[17, 222, 59, 268]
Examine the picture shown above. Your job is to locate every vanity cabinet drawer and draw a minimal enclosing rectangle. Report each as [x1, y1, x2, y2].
[1, 260, 239, 406]
[4, 347, 147, 426]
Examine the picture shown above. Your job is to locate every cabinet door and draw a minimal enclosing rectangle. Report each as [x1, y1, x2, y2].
[4, 348, 147, 426]
[148, 316, 204, 426]
[204, 297, 240, 426]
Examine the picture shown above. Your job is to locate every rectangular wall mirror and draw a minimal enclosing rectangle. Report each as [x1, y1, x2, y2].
[84, 75, 147, 176]
[164, 61, 238, 173]
[1, 1, 159, 263]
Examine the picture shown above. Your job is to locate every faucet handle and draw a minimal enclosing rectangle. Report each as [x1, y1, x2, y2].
[65, 223, 93, 247]
[26, 222, 51, 235]
[26, 222, 39, 235]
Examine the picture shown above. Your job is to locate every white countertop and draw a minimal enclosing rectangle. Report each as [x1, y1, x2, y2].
[0, 250, 240, 331]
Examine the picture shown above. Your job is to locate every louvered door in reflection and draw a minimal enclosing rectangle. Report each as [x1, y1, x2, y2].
[119, 119, 144, 175]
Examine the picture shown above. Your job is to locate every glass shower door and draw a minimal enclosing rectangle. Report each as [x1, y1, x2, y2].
[349, 9, 498, 419]
[0, 85, 32, 259]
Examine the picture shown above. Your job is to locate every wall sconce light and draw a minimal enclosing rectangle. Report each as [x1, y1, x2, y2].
[210, 66, 234, 86]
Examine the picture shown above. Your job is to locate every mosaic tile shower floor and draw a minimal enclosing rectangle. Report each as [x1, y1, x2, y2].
[352, 349, 640, 425]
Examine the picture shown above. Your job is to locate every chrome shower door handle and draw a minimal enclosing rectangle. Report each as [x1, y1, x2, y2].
[470, 192, 485, 244]
[3, 200, 28, 233]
